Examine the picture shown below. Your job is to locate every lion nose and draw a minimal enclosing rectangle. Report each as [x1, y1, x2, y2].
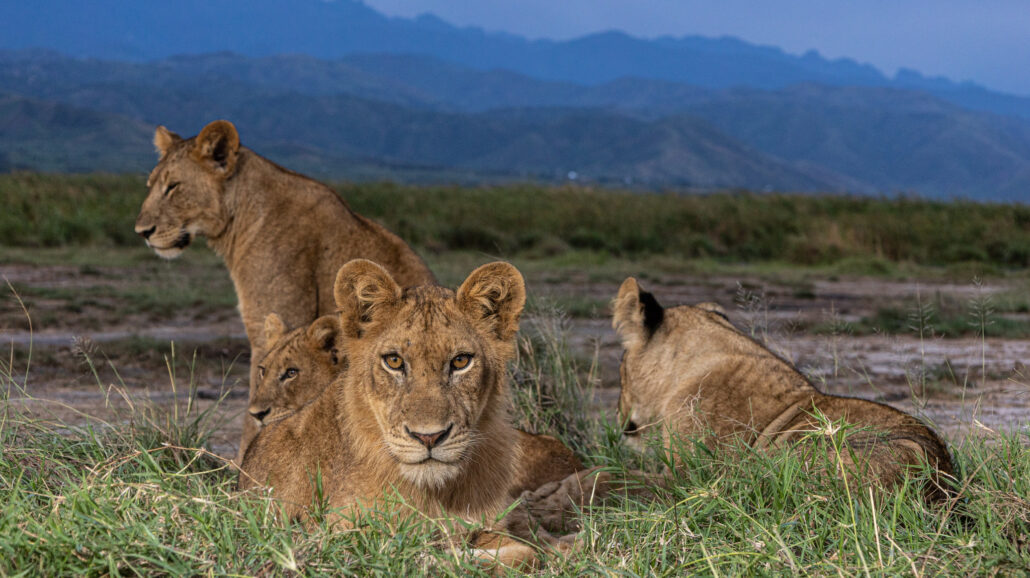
[137, 225, 156, 239]
[405, 424, 453, 449]
[250, 408, 271, 423]
[623, 420, 640, 436]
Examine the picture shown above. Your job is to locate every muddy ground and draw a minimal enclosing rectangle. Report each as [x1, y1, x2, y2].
[3, 252, 1028, 458]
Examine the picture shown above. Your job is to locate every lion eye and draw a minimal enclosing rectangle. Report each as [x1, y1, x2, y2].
[258, 366, 266, 379]
[280, 367, 299, 381]
[450, 354, 472, 371]
[383, 354, 404, 371]
[163, 182, 180, 196]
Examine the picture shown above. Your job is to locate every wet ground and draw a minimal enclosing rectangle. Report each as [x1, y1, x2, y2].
[3, 255, 1028, 458]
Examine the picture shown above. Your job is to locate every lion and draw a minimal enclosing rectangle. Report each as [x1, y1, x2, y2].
[248, 313, 344, 426]
[250, 312, 582, 498]
[133, 120, 435, 458]
[239, 259, 562, 566]
[611, 277, 955, 500]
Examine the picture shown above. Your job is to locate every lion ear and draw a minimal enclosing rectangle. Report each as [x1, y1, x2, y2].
[612, 277, 664, 349]
[192, 119, 240, 177]
[334, 259, 402, 340]
[695, 301, 729, 322]
[264, 313, 287, 348]
[456, 262, 526, 342]
[306, 315, 341, 355]
[153, 126, 181, 159]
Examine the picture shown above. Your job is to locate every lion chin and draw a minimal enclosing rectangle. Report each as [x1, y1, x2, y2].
[149, 230, 192, 260]
[399, 460, 462, 489]
[152, 245, 185, 260]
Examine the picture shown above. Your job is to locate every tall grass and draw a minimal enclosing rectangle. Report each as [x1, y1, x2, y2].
[3, 173, 1030, 270]
[3, 321, 1029, 575]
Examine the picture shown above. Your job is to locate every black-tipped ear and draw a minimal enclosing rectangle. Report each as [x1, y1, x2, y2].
[613, 277, 665, 349]
[638, 290, 664, 337]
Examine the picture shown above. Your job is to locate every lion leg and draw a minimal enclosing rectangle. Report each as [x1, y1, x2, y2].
[469, 531, 542, 573]
[515, 467, 664, 535]
[236, 354, 262, 462]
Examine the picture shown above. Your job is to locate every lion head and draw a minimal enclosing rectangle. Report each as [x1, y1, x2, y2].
[334, 259, 525, 491]
[249, 313, 344, 426]
[134, 120, 240, 259]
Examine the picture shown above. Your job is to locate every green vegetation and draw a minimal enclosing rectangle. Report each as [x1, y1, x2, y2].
[2, 318, 1028, 575]
[3, 174, 1030, 271]
[806, 285, 1030, 339]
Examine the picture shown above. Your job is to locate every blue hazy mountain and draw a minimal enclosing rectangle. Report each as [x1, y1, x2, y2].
[6, 50, 1030, 199]
[3, 2, 1030, 198]
[3, 0, 1029, 121]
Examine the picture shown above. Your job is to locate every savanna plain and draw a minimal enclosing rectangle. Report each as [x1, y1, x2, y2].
[2, 173, 1029, 575]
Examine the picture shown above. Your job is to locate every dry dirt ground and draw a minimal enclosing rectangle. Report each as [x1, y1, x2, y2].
[3, 253, 1029, 458]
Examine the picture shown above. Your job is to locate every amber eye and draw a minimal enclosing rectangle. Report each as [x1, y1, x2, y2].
[280, 367, 299, 381]
[450, 354, 472, 371]
[383, 354, 404, 370]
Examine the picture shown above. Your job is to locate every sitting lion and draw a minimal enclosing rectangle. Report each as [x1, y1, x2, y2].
[250, 312, 582, 498]
[239, 259, 558, 566]
[611, 277, 955, 500]
[133, 120, 435, 458]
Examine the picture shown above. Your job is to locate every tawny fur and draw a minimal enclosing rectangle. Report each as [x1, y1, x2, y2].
[134, 120, 435, 459]
[248, 314, 344, 425]
[509, 431, 584, 500]
[612, 277, 955, 500]
[239, 260, 527, 523]
[250, 315, 581, 500]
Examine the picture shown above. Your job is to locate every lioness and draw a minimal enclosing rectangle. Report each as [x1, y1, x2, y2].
[134, 120, 435, 458]
[251, 312, 582, 498]
[612, 277, 955, 499]
[239, 259, 547, 564]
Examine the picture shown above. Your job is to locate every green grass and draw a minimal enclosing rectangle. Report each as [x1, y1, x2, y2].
[4, 279, 237, 320]
[4, 173, 1030, 273]
[807, 288, 1030, 339]
[2, 313, 1029, 575]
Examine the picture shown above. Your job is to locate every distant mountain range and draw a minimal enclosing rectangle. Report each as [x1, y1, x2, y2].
[4, 0, 1030, 121]
[1, 1, 1029, 199]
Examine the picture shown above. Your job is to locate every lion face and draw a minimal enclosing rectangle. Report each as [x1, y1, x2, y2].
[134, 121, 240, 259]
[249, 314, 343, 426]
[334, 259, 525, 490]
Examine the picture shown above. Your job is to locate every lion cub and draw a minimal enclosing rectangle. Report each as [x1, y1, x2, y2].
[241, 259, 534, 513]
[248, 311, 581, 499]
[612, 277, 955, 499]
[248, 313, 344, 426]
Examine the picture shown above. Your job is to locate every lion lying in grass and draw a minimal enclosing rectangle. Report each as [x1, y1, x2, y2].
[134, 120, 435, 459]
[239, 260, 575, 566]
[611, 277, 955, 500]
[248, 310, 582, 501]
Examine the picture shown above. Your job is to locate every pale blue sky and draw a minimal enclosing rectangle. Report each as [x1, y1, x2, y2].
[364, 0, 1030, 95]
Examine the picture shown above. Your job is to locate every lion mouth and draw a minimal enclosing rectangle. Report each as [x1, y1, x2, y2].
[172, 230, 192, 249]
[145, 229, 192, 254]
[398, 457, 461, 488]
